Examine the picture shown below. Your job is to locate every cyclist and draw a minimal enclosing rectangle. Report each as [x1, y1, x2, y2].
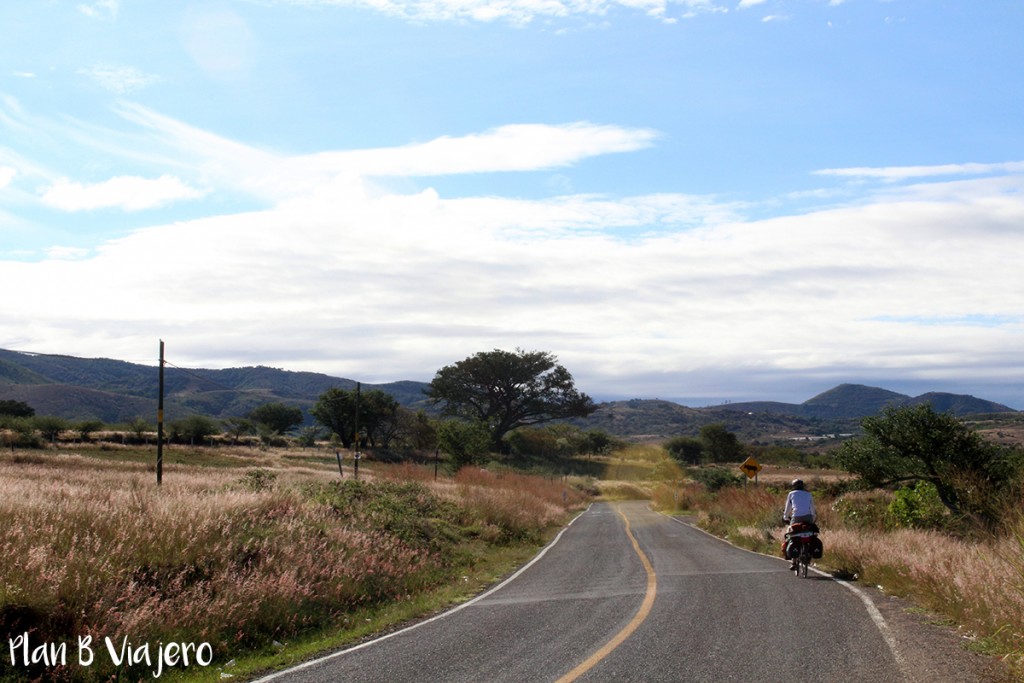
[783, 479, 817, 570]
[783, 479, 816, 525]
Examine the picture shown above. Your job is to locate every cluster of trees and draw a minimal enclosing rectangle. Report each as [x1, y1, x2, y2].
[305, 349, 605, 465]
[663, 424, 744, 465]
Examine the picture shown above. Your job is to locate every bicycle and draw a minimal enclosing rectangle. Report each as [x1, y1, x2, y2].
[784, 521, 820, 578]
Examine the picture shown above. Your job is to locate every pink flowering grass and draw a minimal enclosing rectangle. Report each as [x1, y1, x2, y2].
[0, 452, 582, 681]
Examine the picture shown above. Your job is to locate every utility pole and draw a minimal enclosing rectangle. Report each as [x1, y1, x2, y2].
[157, 339, 165, 486]
[353, 382, 361, 480]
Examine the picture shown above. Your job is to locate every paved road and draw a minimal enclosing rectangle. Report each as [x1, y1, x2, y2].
[252, 502, 921, 682]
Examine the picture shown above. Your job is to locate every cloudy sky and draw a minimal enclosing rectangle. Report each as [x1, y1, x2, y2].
[2, 1, 1023, 408]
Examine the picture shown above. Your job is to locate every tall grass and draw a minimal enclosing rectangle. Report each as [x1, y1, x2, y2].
[0, 450, 585, 681]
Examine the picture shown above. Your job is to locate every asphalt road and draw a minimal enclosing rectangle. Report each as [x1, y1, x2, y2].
[252, 501, 948, 683]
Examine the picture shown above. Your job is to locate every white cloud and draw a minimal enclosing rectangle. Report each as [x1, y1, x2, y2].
[114, 105, 660, 200]
[272, 0, 725, 23]
[78, 0, 119, 20]
[5, 154, 1024, 404]
[737, 0, 766, 7]
[316, 123, 660, 177]
[45, 246, 92, 260]
[79, 64, 162, 95]
[0, 166, 15, 188]
[4, 107, 1024, 407]
[815, 161, 1024, 181]
[41, 175, 205, 211]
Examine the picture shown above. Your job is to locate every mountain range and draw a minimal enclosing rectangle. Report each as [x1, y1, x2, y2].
[0, 348, 1015, 440]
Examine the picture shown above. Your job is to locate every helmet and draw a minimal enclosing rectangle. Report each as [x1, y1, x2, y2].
[791, 479, 805, 491]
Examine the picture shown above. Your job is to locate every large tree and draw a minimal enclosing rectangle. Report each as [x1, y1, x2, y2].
[836, 404, 1019, 524]
[426, 348, 596, 453]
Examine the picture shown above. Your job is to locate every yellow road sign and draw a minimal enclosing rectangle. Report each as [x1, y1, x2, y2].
[739, 456, 762, 479]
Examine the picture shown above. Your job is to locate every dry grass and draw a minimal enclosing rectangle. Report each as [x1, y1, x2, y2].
[0, 448, 586, 681]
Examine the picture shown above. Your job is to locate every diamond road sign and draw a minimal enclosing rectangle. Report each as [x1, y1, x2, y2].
[739, 456, 762, 479]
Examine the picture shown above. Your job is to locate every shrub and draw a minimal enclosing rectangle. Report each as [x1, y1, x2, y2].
[687, 466, 741, 491]
[888, 481, 951, 530]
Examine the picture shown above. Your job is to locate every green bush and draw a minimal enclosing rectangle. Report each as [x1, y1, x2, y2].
[687, 466, 741, 491]
[888, 481, 950, 530]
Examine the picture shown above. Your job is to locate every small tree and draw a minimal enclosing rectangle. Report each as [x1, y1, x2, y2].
[665, 436, 704, 465]
[296, 426, 321, 448]
[127, 417, 152, 443]
[75, 419, 104, 442]
[699, 424, 743, 463]
[170, 415, 220, 446]
[33, 415, 69, 444]
[222, 417, 256, 444]
[311, 387, 398, 449]
[436, 419, 491, 468]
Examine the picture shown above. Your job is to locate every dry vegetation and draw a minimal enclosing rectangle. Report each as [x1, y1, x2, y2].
[0, 445, 588, 682]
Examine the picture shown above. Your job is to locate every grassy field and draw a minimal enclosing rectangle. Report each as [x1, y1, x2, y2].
[0, 445, 589, 682]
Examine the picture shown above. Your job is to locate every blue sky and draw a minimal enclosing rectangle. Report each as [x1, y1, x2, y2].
[2, 0, 1023, 409]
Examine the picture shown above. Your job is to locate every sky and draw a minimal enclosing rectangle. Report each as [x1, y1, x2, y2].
[1, 0, 1023, 409]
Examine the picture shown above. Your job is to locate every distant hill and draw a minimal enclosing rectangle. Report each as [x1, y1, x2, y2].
[0, 349, 1015, 440]
[0, 348, 432, 424]
[722, 383, 1014, 421]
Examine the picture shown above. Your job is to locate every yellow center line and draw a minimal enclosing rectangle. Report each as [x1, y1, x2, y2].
[555, 505, 657, 683]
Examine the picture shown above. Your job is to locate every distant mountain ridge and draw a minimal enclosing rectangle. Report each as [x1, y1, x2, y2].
[0, 350, 1015, 436]
[719, 383, 1014, 420]
[0, 348, 431, 424]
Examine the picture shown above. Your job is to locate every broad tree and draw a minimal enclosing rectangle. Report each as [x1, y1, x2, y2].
[0, 400, 34, 418]
[249, 402, 304, 435]
[836, 404, 1020, 524]
[426, 348, 596, 453]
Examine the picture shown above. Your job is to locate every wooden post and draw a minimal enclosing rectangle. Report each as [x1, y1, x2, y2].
[353, 382, 361, 479]
[157, 340, 165, 486]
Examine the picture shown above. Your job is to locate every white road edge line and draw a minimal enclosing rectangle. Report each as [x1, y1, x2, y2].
[249, 504, 593, 682]
[664, 512, 911, 681]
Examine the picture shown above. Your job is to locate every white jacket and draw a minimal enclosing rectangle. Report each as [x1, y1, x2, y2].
[784, 489, 816, 522]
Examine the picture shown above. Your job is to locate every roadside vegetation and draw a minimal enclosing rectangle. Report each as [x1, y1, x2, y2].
[0, 443, 593, 682]
[652, 405, 1024, 677]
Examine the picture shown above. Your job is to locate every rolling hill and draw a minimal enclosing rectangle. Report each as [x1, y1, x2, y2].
[0, 349, 1015, 440]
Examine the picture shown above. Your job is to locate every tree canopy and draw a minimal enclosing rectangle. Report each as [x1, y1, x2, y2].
[0, 400, 34, 418]
[249, 402, 304, 435]
[426, 348, 596, 452]
[836, 404, 1020, 524]
[311, 387, 399, 449]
